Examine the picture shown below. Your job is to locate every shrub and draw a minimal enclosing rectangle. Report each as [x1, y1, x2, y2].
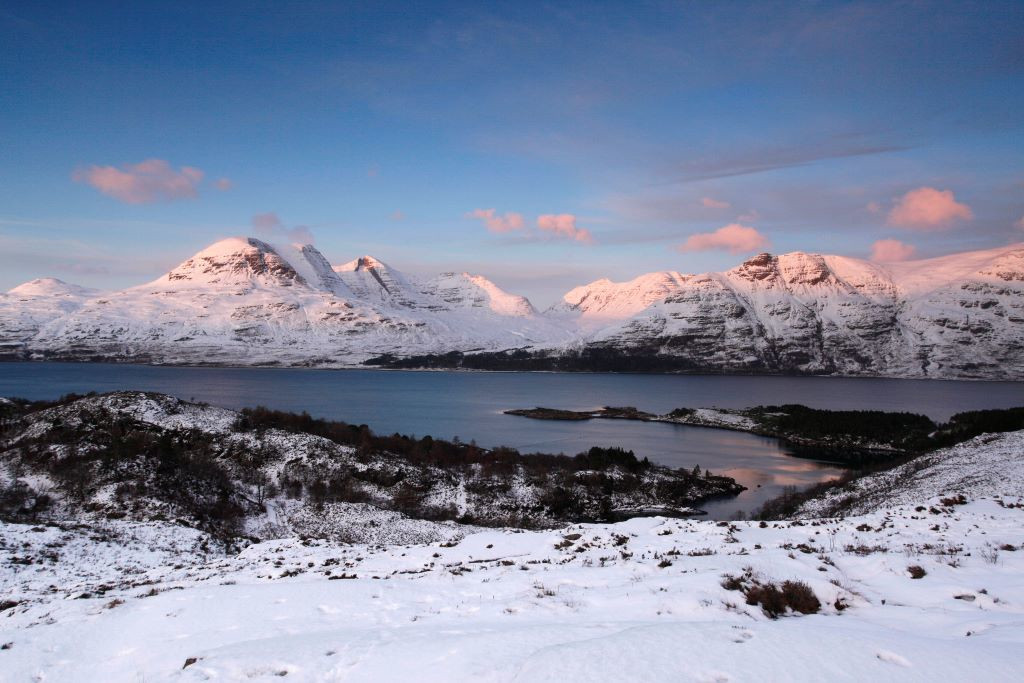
[778, 580, 821, 614]
[907, 565, 926, 579]
[730, 576, 821, 618]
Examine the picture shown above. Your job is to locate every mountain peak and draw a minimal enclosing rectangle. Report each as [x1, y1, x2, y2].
[422, 271, 536, 316]
[335, 255, 388, 273]
[730, 252, 778, 282]
[8, 278, 96, 297]
[160, 236, 306, 288]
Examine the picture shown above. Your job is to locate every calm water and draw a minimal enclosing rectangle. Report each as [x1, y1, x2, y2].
[2, 362, 1021, 518]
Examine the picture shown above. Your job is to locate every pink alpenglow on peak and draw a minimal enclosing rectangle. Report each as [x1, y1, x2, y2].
[887, 187, 973, 230]
[8, 278, 98, 297]
[72, 159, 204, 204]
[468, 208, 524, 233]
[536, 214, 593, 244]
[871, 239, 917, 263]
[679, 223, 768, 254]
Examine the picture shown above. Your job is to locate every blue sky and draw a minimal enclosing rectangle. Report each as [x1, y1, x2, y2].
[1, 1, 1022, 306]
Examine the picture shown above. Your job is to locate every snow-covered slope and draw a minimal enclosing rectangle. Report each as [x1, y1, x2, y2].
[548, 271, 691, 327]
[335, 255, 536, 316]
[7, 278, 98, 298]
[0, 278, 100, 357]
[577, 244, 1024, 378]
[334, 255, 423, 307]
[3, 423, 1023, 681]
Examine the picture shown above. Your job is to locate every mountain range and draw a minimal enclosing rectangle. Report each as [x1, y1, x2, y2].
[1, 236, 1022, 379]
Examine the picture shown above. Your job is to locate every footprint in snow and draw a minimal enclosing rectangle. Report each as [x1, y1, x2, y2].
[730, 629, 754, 643]
[698, 673, 731, 683]
[876, 650, 911, 667]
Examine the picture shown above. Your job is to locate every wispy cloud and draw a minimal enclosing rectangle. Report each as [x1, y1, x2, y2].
[251, 212, 315, 244]
[214, 177, 234, 191]
[678, 223, 768, 254]
[661, 141, 909, 184]
[701, 197, 730, 209]
[870, 238, 916, 262]
[468, 208, 525, 233]
[887, 187, 972, 230]
[72, 159, 204, 204]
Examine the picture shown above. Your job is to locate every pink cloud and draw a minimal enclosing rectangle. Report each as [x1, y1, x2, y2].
[1015, 216, 1024, 231]
[701, 197, 730, 209]
[887, 187, 972, 230]
[251, 212, 315, 244]
[391, 210, 406, 221]
[536, 214, 593, 244]
[870, 238, 917, 262]
[678, 223, 768, 254]
[468, 208, 525, 233]
[214, 177, 234, 191]
[72, 159, 204, 204]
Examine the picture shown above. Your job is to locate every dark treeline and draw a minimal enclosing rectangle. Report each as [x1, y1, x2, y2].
[364, 347, 777, 373]
[747, 404, 1024, 454]
[747, 404, 936, 452]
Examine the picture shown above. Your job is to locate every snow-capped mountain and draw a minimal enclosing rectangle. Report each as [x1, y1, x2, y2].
[547, 271, 691, 326]
[0, 237, 1021, 378]
[334, 255, 536, 316]
[0, 237, 570, 365]
[575, 244, 1024, 378]
[0, 278, 101, 356]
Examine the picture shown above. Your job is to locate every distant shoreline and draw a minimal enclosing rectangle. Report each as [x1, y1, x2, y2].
[0, 356, 1016, 383]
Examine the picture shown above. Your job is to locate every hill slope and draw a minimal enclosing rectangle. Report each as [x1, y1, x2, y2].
[2, 415, 1022, 681]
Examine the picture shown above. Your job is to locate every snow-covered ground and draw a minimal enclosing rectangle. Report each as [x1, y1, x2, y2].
[3, 429, 1023, 681]
[797, 430, 1024, 517]
[660, 407, 758, 431]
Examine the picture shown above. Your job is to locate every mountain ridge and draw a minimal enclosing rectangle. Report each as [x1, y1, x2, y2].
[1, 238, 1022, 378]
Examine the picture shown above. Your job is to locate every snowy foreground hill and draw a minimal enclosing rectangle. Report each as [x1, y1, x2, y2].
[2, 399, 1023, 680]
[1, 237, 1023, 377]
